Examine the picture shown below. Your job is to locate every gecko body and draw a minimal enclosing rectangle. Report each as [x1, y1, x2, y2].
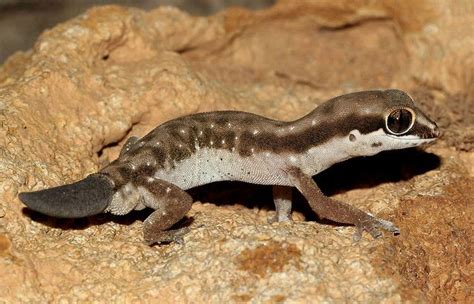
[19, 89, 439, 244]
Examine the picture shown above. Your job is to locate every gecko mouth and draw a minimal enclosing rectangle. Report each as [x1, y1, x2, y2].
[386, 135, 437, 142]
[418, 127, 440, 140]
[424, 124, 440, 139]
[387, 125, 440, 142]
[418, 138, 438, 146]
[19, 174, 114, 218]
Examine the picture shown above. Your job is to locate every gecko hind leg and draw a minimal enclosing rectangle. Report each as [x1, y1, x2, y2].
[269, 185, 293, 224]
[136, 177, 193, 245]
[286, 167, 400, 240]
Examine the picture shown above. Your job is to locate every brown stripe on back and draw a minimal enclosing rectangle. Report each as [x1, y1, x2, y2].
[235, 114, 383, 155]
[100, 90, 416, 187]
[140, 109, 384, 163]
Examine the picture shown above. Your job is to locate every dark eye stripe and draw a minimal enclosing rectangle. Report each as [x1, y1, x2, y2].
[386, 108, 414, 134]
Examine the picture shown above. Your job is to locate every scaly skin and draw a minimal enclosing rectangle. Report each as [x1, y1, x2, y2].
[19, 89, 439, 245]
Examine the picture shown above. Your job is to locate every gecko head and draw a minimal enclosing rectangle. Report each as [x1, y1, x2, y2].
[19, 174, 114, 218]
[321, 89, 440, 156]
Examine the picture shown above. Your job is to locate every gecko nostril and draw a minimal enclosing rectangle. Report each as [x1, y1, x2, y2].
[432, 125, 440, 137]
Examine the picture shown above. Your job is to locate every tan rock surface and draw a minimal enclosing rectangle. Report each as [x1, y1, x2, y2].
[0, 1, 472, 302]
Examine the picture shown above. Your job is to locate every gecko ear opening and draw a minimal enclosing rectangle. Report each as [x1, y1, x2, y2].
[19, 174, 114, 218]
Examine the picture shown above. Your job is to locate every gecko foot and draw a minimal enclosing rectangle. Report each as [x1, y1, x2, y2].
[144, 227, 190, 246]
[353, 216, 400, 241]
[267, 213, 293, 224]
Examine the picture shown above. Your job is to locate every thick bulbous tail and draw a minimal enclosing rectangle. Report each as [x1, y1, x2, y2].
[19, 174, 114, 218]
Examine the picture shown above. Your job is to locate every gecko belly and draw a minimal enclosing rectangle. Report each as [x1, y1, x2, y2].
[153, 148, 291, 190]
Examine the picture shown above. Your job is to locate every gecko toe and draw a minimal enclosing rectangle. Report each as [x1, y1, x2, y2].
[375, 218, 400, 235]
[369, 228, 383, 239]
[267, 214, 293, 224]
[144, 227, 190, 246]
[354, 216, 400, 240]
[353, 229, 363, 242]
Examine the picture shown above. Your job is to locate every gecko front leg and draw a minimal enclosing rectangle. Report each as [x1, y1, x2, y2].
[136, 177, 193, 245]
[286, 167, 400, 240]
[269, 185, 293, 223]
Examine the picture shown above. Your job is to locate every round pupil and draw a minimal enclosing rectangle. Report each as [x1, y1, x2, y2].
[387, 109, 413, 134]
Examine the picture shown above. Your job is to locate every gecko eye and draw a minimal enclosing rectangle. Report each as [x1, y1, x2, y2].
[385, 108, 415, 135]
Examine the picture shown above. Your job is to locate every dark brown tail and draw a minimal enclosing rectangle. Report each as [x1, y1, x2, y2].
[19, 174, 114, 218]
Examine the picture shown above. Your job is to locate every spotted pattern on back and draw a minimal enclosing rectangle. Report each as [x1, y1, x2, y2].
[99, 89, 439, 190]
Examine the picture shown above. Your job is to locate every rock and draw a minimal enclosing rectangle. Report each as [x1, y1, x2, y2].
[0, 1, 472, 302]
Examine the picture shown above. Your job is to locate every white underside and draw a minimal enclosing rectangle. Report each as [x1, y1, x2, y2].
[154, 147, 291, 189]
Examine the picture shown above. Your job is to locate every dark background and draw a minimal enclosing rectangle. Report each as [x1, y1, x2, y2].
[0, 0, 275, 63]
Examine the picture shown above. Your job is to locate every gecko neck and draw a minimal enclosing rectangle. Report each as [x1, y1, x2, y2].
[279, 105, 386, 175]
[273, 106, 354, 154]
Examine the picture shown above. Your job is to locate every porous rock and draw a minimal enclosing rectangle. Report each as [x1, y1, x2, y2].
[0, 1, 472, 302]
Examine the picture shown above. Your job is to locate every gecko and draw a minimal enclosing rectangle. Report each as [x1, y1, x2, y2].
[19, 89, 439, 245]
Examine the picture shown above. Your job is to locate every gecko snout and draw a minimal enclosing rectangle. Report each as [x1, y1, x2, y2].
[432, 124, 440, 138]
